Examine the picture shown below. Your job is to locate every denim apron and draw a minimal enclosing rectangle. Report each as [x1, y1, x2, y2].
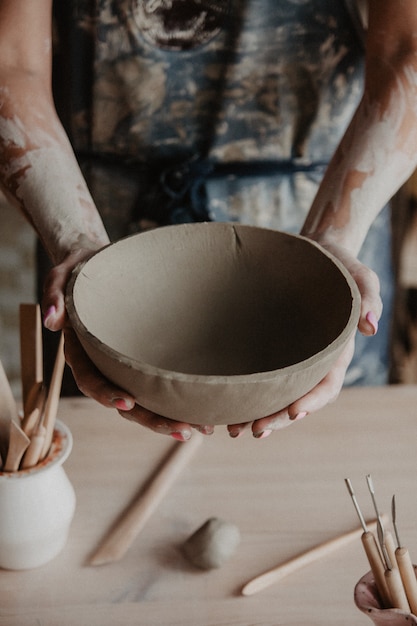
[47, 0, 392, 387]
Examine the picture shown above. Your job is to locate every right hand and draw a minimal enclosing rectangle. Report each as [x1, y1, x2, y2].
[41, 249, 208, 440]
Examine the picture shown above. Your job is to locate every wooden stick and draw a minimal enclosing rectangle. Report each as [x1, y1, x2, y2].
[89, 433, 203, 566]
[40, 333, 65, 460]
[384, 529, 398, 572]
[19, 303, 43, 416]
[21, 382, 46, 433]
[0, 359, 19, 463]
[385, 566, 411, 612]
[361, 530, 391, 608]
[21, 406, 41, 438]
[20, 424, 47, 470]
[396, 548, 417, 615]
[4, 420, 31, 472]
[241, 518, 382, 596]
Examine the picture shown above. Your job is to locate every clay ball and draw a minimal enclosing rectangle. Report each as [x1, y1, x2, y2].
[181, 517, 241, 570]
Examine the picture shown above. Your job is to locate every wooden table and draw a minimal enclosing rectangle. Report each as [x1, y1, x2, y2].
[1, 385, 417, 626]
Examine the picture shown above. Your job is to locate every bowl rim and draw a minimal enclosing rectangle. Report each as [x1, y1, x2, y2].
[66, 223, 361, 385]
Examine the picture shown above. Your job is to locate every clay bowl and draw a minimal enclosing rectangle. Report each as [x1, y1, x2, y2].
[66, 223, 360, 426]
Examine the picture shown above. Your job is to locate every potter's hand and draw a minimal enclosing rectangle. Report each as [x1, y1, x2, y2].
[42, 248, 100, 334]
[65, 327, 209, 439]
[227, 246, 382, 439]
[41, 249, 134, 413]
[41, 251, 212, 439]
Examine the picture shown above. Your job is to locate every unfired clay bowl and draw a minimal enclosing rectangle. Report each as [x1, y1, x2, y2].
[66, 223, 360, 425]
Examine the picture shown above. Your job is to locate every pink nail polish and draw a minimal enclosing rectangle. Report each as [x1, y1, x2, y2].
[229, 430, 244, 439]
[171, 432, 191, 441]
[43, 305, 57, 329]
[366, 311, 378, 335]
[290, 411, 308, 421]
[113, 398, 133, 411]
[253, 429, 272, 439]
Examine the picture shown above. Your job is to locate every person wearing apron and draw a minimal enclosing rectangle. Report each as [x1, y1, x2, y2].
[1, 1, 414, 438]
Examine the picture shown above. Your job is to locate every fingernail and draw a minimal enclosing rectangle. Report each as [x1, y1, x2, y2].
[43, 306, 57, 330]
[197, 425, 214, 435]
[112, 398, 134, 411]
[229, 430, 244, 439]
[366, 311, 378, 335]
[289, 411, 308, 421]
[171, 431, 191, 441]
[253, 429, 272, 439]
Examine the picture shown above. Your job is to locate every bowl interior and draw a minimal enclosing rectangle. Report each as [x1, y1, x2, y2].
[68, 224, 357, 377]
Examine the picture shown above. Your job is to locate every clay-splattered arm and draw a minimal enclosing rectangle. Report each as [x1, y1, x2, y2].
[0, 0, 109, 265]
[302, 0, 417, 257]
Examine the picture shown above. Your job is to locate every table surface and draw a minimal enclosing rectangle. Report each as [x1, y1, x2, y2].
[1, 385, 417, 626]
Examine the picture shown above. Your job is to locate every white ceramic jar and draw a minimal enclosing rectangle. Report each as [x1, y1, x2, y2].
[0, 420, 76, 570]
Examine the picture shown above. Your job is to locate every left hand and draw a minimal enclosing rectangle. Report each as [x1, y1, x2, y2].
[227, 243, 383, 439]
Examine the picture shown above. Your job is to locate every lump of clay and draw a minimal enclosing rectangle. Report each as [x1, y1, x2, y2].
[181, 517, 241, 570]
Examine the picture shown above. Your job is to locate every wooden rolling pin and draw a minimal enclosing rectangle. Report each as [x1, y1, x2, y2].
[89, 432, 203, 566]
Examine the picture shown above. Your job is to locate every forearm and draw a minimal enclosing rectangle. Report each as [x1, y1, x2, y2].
[302, 1, 417, 257]
[302, 92, 417, 256]
[0, 75, 109, 264]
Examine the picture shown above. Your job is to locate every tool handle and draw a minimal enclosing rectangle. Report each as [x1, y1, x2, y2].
[361, 531, 391, 608]
[241, 518, 381, 596]
[20, 425, 46, 470]
[40, 333, 65, 459]
[385, 566, 410, 612]
[396, 547, 417, 615]
[384, 530, 398, 570]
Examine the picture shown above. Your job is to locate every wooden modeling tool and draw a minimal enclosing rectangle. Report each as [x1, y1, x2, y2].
[366, 474, 397, 569]
[21, 424, 47, 470]
[21, 383, 46, 435]
[377, 515, 410, 612]
[241, 517, 382, 596]
[4, 420, 31, 472]
[89, 432, 203, 566]
[345, 478, 390, 607]
[0, 359, 20, 466]
[392, 495, 417, 615]
[19, 303, 43, 417]
[40, 333, 65, 460]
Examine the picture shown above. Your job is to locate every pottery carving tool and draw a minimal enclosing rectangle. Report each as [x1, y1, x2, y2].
[89, 432, 203, 566]
[392, 494, 417, 615]
[4, 419, 31, 472]
[241, 517, 381, 596]
[345, 478, 391, 607]
[21, 423, 47, 470]
[377, 515, 410, 612]
[19, 303, 43, 418]
[21, 383, 46, 435]
[39, 332, 65, 460]
[0, 358, 20, 466]
[366, 474, 397, 569]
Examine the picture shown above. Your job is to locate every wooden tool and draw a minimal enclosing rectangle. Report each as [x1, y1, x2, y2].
[40, 333, 65, 460]
[345, 478, 390, 607]
[241, 517, 382, 596]
[89, 433, 203, 566]
[19, 303, 43, 417]
[21, 383, 46, 435]
[21, 424, 47, 470]
[0, 359, 19, 465]
[366, 474, 397, 569]
[377, 518, 410, 612]
[392, 495, 417, 615]
[4, 420, 31, 472]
